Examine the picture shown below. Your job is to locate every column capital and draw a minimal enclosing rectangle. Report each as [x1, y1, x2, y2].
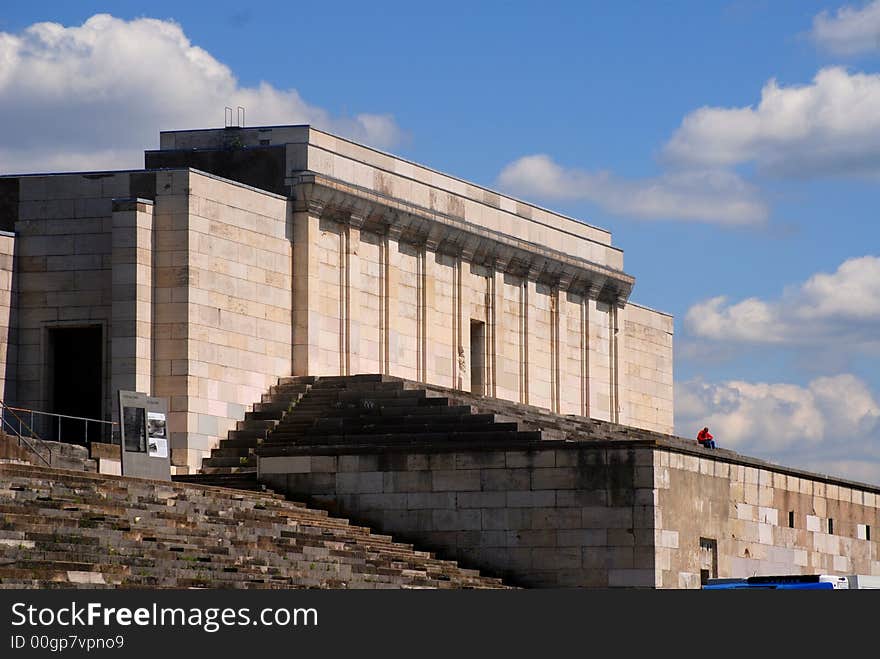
[294, 197, 326, 216]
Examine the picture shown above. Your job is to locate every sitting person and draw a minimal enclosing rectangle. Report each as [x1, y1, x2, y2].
[697, 426, 716, 449]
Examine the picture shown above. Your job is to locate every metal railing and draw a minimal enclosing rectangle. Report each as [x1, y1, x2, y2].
[0, 402, 117, 467]
[0, 402, 52, 466]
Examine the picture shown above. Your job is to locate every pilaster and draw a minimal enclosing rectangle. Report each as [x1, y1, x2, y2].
[292, 200, 323, 375]
[110, 198, 154, 411]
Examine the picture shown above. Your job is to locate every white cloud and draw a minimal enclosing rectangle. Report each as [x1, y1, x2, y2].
[686, 256, 880, 346]
[663, 67, 880, 177]
[496, 154, 767, 226]
[498, 66, 880, 225]
[0, 14, 405, 174]
[799, 255, 880, 318]
[675, 374, 880, 484]
[811, 1, 880, 55]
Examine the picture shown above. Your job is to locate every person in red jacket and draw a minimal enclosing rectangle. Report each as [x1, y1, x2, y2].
[697, 426, 716, 449]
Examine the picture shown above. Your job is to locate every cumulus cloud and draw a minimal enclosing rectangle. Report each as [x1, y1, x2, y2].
[0, 14, 405, 174]
[496, 154, 768, 226]
[685, 256, 880, 346]
[675, 374, 880, 484]
[663, 67, 880, 177]
[810, 1, 880, 55]
[497, 65, 880, 225]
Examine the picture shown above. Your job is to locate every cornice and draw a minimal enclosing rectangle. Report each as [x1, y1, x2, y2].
[291, 173, 634, 304]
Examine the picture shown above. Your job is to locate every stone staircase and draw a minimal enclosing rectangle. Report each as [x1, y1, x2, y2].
[0, 462, 509, 589]
[173, 376, 318, 490]
[197, 376, 317, 475]
[180, 374, 544, 489]
[184, 373, 702, 483]
[264, 374, 543, 450]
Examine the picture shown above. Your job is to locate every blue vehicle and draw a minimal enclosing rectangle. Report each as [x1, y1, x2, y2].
[703, 574, 850, 590]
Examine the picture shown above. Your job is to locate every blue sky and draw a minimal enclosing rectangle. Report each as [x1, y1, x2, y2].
[2, 1, 880, 482]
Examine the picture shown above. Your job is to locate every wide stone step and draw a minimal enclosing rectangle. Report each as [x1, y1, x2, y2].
[301, 418, 520, 435]
[210, 446, 254, 458]
[304, 422, 523, 437]
[236, 419, 279, 431]
[333, 381, 410, 393]
[228, 429, 271, 441]
[213, 436, 262, 449]
[310, 412, 509, 430]
[293, 404, 474, 420]
[172, 473, 265, 491]
[199, 459, 256, 470]
[270, 380, 312, 390]
[265, 430, 543, 447]
[311, 374, 394, 385]
[252, 401, 296, 414]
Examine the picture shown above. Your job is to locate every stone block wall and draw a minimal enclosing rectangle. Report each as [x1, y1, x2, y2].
[260, 437, 880, 589]
[618, 303, 674, 434]
[14, 172, 128, 420]
[655, 448, 880, 588]
[5, 170, 293, 472]
[161, 171, 292, 470]
[259, 443, 659, 588]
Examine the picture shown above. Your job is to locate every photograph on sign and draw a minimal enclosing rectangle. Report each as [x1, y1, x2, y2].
[147, 411, 168, 458]
[122, 405, 146, 453]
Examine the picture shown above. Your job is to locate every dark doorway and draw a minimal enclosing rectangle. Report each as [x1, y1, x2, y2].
[48, 326, 103, 444]
[699, 537, 718, 585]
[470, 319, 485, 395]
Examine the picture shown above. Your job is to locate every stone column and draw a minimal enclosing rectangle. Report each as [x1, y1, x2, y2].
[292, 199, 323, 375]
[610, 301, 621, 424]
[385, 225, 402, 378]
[550, 284, 560, 414]
[581, 294, 590, 417]
[340, 214, 364, 376]
[0, 231, 16, 406]
[110, 198, 154, 410]
[451, 254, 465, 390]
[417, 243, 427, 382]
[519, 276, 531, 404]
[489, 260, 505, 399]
[380, 230, 390, 375]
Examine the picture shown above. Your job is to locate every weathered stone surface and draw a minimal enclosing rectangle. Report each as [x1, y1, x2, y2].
[0, 462, 509, 590]
[244, 374, 880, 589]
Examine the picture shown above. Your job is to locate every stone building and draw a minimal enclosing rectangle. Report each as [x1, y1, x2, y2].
[2, 125, 875, 588]
[0, 125, 672, 473]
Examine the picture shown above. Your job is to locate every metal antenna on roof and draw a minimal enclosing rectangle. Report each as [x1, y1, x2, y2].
[224, 107, 233, 128]
[237, 106, 245, 127]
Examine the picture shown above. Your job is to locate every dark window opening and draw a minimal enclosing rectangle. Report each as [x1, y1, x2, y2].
[789, 511, 795, 528]
[828, 518, 834, 535]
[470, 320, 486, 395]
[48, 326, 103, 444]
[699, 537, 718, 583]
[867, 525, 871, 542]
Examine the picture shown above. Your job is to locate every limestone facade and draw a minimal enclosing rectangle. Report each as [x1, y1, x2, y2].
[2, 169, 291, 470]
[0, 125, 673, 471]
[656, 448, 880, 588]
[259, 440, 880, 588]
